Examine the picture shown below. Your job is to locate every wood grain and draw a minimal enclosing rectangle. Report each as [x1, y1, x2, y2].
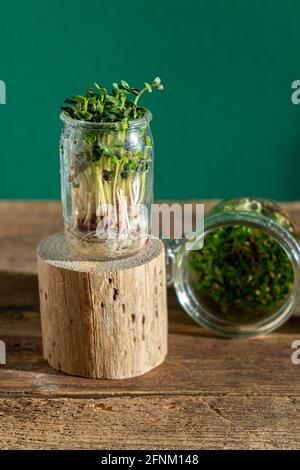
[1, 394, 300, 450]
[37, 234, 168, 379]
[1, 200, 300, 449]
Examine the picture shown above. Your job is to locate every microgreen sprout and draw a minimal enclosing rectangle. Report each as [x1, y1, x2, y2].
[60, 78, 163, 259]
[188, 199, 295, 322]
[61, 77, 164, 123]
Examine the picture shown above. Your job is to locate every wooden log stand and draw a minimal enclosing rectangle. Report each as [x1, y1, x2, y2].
[37, 233, 168, 379]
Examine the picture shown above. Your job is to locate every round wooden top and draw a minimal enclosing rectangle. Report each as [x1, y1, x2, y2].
[37, 232, 164, 273]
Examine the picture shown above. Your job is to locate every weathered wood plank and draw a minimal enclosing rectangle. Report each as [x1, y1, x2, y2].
[1, 395, 300, 450]
[1, 200, 300, 449]
[1, 301, 300, 398]
[0, 201, 63, 274]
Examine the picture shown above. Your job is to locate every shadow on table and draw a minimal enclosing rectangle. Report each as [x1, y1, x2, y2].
[167, 288, 300, 338]
[0, 270, 39, 311]
[0, 270, 47, 373]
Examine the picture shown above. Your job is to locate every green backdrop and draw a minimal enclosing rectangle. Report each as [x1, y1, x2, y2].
[1, 0, 300, 200]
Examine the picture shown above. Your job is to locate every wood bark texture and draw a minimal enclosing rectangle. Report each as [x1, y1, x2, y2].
[37, 233, 168, 379]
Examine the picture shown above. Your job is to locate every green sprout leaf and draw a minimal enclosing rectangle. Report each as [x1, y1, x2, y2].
[120, 80, 129, 89]
[102, 146, 114, 157]
[111, 155, 120, 166]
[94, 82, 107, 94]
[188, 225, 294, 321]
[84, 133, 96, 145]
[144, 83, 152, 93]
[61, 77, 164, 123]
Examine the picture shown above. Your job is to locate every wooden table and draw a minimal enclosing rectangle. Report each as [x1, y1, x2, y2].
[1, 200, 300, 450]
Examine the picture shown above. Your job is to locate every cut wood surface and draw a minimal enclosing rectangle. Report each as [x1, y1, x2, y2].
[1, 200, 300, 449]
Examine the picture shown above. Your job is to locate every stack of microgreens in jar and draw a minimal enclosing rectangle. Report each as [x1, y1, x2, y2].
[60, 77, 163, 259]
[188, 198, 295, 323]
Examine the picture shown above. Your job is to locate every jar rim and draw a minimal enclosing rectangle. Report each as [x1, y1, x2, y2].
[60, 108, 152, 130]
[173, 210, 300, 338]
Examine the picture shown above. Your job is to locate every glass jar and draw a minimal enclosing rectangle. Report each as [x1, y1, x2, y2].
[60, 110, 153, 260]
[167, 198, 300, 337]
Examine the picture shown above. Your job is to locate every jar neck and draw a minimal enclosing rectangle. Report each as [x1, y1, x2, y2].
[209, 197, 298, 236]
[60, 109, 152, 132]
[192, 210, 300, 268]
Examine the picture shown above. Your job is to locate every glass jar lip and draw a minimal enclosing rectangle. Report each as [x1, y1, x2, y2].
[187, 210, 300, 254]
[172, 210, 300, 338]
[60, 108, 152, 130]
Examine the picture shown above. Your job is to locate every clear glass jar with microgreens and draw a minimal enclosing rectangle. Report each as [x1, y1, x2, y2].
[60, 110, 153, 260]
[167, 198, 300, 338]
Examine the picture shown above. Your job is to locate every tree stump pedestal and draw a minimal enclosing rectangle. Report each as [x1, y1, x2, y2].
[37, 233, 168, 379]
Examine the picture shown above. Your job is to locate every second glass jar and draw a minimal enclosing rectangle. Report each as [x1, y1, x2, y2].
[60, 111, 153, 260]
[167, 198, 300, 337]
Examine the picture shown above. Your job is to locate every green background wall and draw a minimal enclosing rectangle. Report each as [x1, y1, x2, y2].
[1, 0, 300, 200]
